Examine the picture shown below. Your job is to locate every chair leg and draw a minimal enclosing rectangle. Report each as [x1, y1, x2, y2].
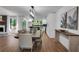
[31, 48, 32, 52]
[19, 47, 24, 51]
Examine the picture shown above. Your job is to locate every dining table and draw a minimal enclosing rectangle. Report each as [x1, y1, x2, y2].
[14, 31, 41, 41]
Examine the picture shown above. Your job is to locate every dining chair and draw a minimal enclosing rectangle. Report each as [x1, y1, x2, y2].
[19, 33, 33, 51]
[34, 30, 42, 47]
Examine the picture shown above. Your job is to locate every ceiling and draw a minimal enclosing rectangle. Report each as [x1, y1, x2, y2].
[0, 6, 62, 18]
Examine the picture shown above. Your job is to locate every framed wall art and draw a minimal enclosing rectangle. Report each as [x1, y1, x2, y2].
[67, 7, 78, 30]
[60, 12, 67, 28]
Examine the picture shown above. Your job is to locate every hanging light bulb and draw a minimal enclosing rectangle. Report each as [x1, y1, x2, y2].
[29, 6, 35, 19]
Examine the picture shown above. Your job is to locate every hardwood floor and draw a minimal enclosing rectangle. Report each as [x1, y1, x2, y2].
[0, 35, 19, 52]
[38, 33, 68, 52]
[0, 33, 67, 52]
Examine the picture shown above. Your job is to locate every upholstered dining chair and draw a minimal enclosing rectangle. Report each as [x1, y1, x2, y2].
[19, 33, 33, 51]
[33, 30, 42, 47]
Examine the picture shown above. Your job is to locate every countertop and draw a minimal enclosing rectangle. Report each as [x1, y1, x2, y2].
[55, 29, 79, 36]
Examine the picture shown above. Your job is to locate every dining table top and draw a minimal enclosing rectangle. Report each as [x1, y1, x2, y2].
[15, 30, 41, 39]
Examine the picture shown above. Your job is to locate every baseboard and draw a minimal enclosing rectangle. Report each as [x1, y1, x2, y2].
[45, 32, 55, 39]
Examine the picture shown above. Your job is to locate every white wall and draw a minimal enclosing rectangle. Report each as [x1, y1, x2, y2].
[56, 6, 79, 34]
[46, 13, 56, 38]
[18, 16, 23, 30]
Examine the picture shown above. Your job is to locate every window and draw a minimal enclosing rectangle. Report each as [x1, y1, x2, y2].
[10, 17, 16, 29]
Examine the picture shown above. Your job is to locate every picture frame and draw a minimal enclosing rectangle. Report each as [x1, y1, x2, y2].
[60, 12, 67, 28]
[67, 7, 78, 30]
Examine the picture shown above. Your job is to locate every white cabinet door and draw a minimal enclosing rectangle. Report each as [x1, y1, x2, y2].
[59, 34, 69, 50]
